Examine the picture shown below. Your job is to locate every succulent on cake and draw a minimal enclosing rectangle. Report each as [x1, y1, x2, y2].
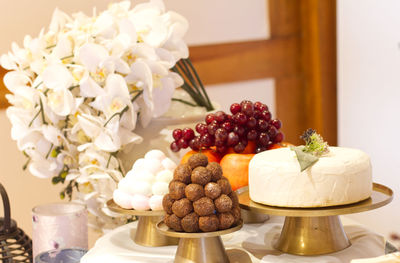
[163, 153, 241, 232]
[292, 129, 330, 172]
[113, 150, 176, 211]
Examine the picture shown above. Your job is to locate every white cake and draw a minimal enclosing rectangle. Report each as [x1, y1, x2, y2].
[249, 147, 373, 207]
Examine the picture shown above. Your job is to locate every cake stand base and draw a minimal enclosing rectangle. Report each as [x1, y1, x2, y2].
[157, 220, 243, 263]
[175, 236, 229, 263]
[241, 208, 269, 224]
[237, 183, 393, 255]
[276, 215, 351, 255]
[133, 215, 179, 247]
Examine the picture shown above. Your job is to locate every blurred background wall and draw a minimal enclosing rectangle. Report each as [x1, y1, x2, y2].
[338, 0, 400, 238]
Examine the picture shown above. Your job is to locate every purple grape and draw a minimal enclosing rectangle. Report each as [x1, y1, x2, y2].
[227, 132, 239, 146]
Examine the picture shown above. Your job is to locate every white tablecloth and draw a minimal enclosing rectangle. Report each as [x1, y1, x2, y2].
[81, 216, 385, 263]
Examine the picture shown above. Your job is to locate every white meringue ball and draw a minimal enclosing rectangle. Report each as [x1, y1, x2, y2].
[145, 150, 166, 161]
[142, 158, 164, 175]
[117, 177, 134, 194]
[113, 189, 133, 209]
[149, 195, 164, 211]
[162, 158, 177, 171]
[156, 170, 173, 183]
[131, 194, 150, 211]
[134, 169, 155, 183]
[130, 181, 152, 196]
[132, 158, 147, 172]
[152, 181, 169, 196]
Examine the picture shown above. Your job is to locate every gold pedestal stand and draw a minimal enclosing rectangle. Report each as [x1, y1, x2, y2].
[238, 183, 393, 255]
[107, 200, 179, 247]
[157, 220, 243, 263]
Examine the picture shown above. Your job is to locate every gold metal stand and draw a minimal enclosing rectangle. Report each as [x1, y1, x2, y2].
[236, 187, 269, 224]
[238, 183, 393, 255]
[157, 220, 243, 263]
[107, 199, 179, 247]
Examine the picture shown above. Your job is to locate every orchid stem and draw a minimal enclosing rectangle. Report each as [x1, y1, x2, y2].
[104, 106, 129, 127]
[29, 110, 41, 127]
[46, 144, 54, 159]
[33, 81, 43, 89]
[39, 98, 48, 125]
[22, 158, 31, 170]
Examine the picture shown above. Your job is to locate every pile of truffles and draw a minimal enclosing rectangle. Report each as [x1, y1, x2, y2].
[162, 153, 241, 232]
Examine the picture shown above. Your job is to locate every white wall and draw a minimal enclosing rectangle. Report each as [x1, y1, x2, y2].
[338, 0, 400, 237]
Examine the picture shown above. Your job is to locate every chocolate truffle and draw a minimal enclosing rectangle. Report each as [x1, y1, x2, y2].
[217, 178, 232, 195]
[228, 191, 239, 207]
[191, 167, 212, 186]
[207, 162, 223, 182]
[172, 198, 193, 218]
[185, 184, 205, 202]
[169, 181, 186, 200]
[193, 197, 215, 216]
[173, 163, 192, 184]
[218, 212, 235, 230]
[230, 206, 241, 225]
[199, 215, 219, 232]
[215, 194, 232, 213]
[204, 182, 222, 200]
[188, 153, 208, 169]
[162, 194, 174, 214]
[181, 212, 200, 233]
[165, 214, 183, 232]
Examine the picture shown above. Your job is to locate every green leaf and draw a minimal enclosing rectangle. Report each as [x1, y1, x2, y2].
[292, 146, 319, 172]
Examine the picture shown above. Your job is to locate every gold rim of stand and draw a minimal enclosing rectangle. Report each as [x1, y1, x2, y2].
[237, 183, 393, 255]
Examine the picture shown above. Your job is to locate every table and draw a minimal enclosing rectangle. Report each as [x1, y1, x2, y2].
[81, 216, 387, 263]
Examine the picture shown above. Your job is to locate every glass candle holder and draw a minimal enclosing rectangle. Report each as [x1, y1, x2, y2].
[32, 203, 88, 260]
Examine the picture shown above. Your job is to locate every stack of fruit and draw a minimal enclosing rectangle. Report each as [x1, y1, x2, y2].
[170, 100, 283, 154]
[162, 153, 241, 233]
[169, 100, 285, 191]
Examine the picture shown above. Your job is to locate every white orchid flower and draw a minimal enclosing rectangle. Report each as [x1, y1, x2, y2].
[42, 63, 78, 117]
[90, 73, 137, 130]
[129, 0, 168, 47]
[29, 158, 60, 179]
[6, 107, 37, 140]
[77, 43, 130, 97]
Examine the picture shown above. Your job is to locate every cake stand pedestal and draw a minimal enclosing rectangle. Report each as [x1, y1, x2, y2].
[107, 200, 178, 247]
[156, 220, 243, 263]
[238, 183, 393, 256]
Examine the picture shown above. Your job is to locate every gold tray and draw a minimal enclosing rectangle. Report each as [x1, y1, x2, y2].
[238, 182, 393, 256]
[156, 220, 243, 263]
[107, 199, 165, 216]
[238, 183, 393, 217]
[106, 199, 178, 247]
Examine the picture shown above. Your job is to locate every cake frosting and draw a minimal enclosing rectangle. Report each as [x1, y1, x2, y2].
[249, 147, 373, 207]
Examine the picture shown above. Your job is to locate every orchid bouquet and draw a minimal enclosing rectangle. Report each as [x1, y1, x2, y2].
[1, 0, 212, 230]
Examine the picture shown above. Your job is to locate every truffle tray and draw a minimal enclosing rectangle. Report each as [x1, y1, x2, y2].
[107, 199, 178, 247]
[237, 183, 393, 256]
[156, 220, 243, 263]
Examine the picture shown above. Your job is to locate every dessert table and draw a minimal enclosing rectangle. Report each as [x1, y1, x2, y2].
[81, 216, 388, 263]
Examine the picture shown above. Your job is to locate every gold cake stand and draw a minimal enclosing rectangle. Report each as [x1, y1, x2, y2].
[107, 199, 178, 247]
[157, 220, 243, 263]
[238, 183, 393, 256]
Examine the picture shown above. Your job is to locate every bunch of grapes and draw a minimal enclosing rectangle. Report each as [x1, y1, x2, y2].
[170, 100, 284, 154]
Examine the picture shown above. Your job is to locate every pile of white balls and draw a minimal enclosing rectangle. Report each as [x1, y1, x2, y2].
[113, 150, 176, 210]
